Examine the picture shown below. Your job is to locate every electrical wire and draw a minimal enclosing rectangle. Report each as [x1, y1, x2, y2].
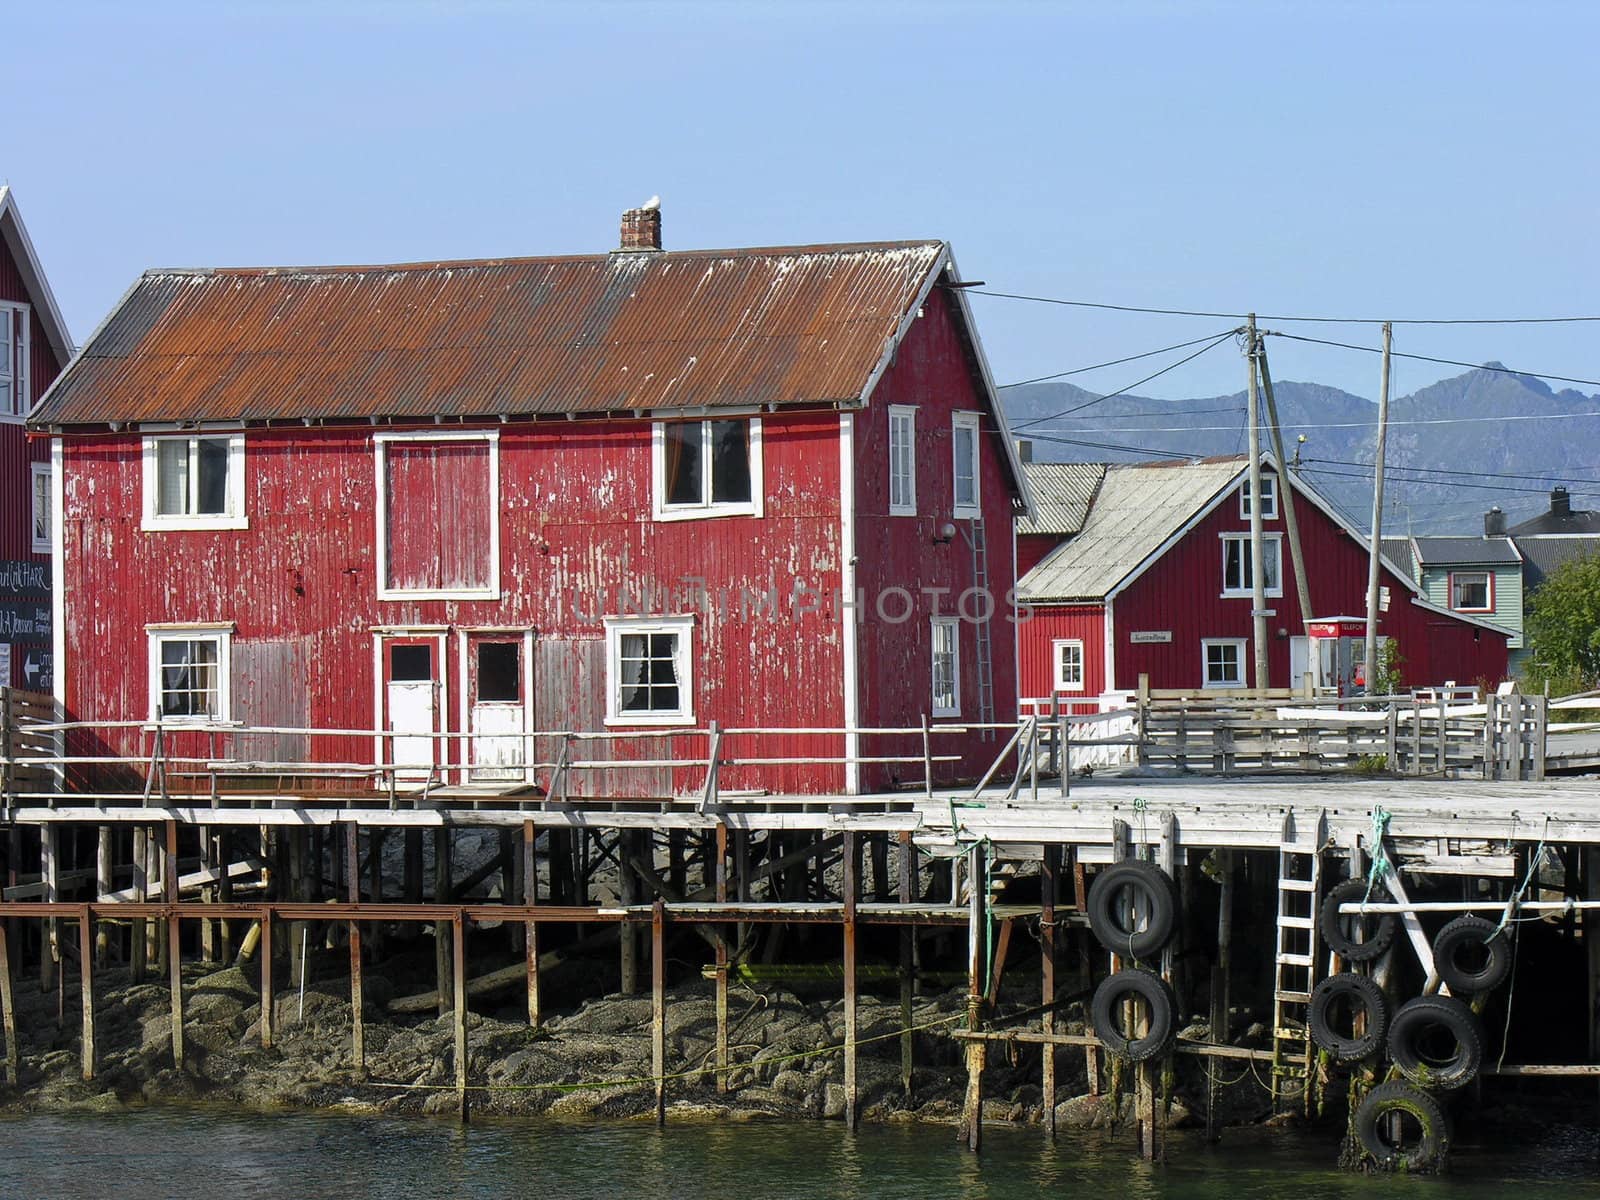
[1010, 329, 1242, 430]
[1296, 464, 1599, 498]
[1301, 456, 1600, 487]
[996, 329, 1242, 389]
[1265, 330, 1600, 391]
[1023, 407, 1600, 435]
[971, 289, 1600, 327]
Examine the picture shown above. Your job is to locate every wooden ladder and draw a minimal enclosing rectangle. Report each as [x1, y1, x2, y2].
[1271, 808, 1326, 1113]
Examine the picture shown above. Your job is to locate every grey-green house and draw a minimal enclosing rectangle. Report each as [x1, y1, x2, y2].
[1385, 531, 1526, 672]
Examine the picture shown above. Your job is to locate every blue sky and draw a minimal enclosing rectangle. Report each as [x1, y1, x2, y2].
[5, 0, 1598, 402]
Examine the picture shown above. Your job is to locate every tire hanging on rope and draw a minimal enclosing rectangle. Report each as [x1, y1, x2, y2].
[1086, 860, 1178, 961]
[1387, 994, 1483, 1090]
[1318, 877, 1397, 963]
[1354, 1080, 1452, 1171]
[1432, 914, 1512, 994]
[1090, 968, 1176, 1063]
[1308, 972, 1389, 1062]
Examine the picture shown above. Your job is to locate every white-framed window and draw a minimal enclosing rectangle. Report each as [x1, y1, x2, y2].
[1052, 638, 1085, 692]
[931, 616, 961, 717]
[1450, 571, 1492, 612]
[604, 615, 695, 726]
[29, 462, 50, 553]
[141, 434, 248, 531]
[0, 301, 30, 418]
[1202, 638, 1247, 689]
[1240, 473, 1278, 519]
[652, 418, 763, 521]
[147, 625, 233, 722]
[888, 405, 917, 516]
[375, 431, 500, 600]
[952, 412, 980, 518]
[1220, 532, 1283, 597]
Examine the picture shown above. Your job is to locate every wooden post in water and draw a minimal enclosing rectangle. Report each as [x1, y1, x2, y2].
[1041, 844, 1058, 1138]
[40, 824, 57, 994]
[346, 822, 365, 1078]
[0, 918, 16, 1083]
[165, 820, 184, 1070]
[131, 826, 148, 982]
[620, 830, 641, 994]
[842, 830, 859, 1131]
[78, 906, 95, 1080]
[259, 909, 275, 1049]
[95, 828, 112, 966]
[453, 911, 468, 1121]
[435, 827, 451, 1016]
[651, 899, 666, 1126]
[523, 819, 540, 1027]
[714, 821, 729, 1094]
[898, 829, 915, 1105]
[960, 845, 986, 1153]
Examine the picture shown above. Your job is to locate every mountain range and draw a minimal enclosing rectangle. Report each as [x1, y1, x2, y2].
[1000, 365, 1600, 535]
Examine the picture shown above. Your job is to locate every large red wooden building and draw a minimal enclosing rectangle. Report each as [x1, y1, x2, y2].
[0, 188, 71, 692]
[1016, 456, 1509, 703]
[34, 209, 1029, 795]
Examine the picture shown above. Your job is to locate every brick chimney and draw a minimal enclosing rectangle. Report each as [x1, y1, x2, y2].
[1551, 486, 1571, 519]
[620, 201, 662, 252]
[1484, 506, 1506, 537]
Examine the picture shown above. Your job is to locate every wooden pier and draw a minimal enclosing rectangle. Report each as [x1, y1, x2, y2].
[1, 689, 1597, 1169]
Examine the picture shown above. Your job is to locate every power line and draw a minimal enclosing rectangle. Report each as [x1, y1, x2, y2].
[1265, 330, 1600, 391]
[995, 330, 1242, 389]
[1010, 329, 1242, 430]
[1301, 456, 1600, 487]
[1024, 431, 1213, 459]
[971, 289, 1600, 327]
[1297, 463, 1600, 498]
[1023, 407, 1600, 435]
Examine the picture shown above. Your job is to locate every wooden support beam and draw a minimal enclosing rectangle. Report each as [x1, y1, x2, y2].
[131, 826, 147, 982]
[523, 819, 539, 1027]
[165, 820, 184, 1070]
[1041, 844, 1058, 1139]
[346, 822, 364, 1079]
[95, 828, 112, 967]
[842, 830, 858, 1131]
[453, 911, 468, 1121]
[651, 897, 666, 1126]
[620, 830, 641, 994]
[78, 907, 95, 1080]
[714, 821, 728, 1094]
[898, 829, 915, 1105]
[434, 828, 451, 1016]
[40, 823, 57, 994]
[960, 843, 985, 1153]
[259, 908, 274, 1049]
[0, 918, 15, 1083]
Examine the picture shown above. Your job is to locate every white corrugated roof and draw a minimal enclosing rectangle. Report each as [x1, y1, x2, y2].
[1018, 458, 1246, 601]
[1017, 462, 1105, 535]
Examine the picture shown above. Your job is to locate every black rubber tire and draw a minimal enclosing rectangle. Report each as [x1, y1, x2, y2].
[1388, 994, 1483, 1090]
[1354, 1080, 1452, 1171]
[1086, 860, 1178, 960]
[1090, 968, 1176, 1063]
[1433, 915, 1512, 995]
[1319, 877, 1397, 963]
[1308, 972, 1389, 1062]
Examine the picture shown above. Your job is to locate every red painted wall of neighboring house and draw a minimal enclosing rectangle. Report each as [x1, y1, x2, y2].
[1016, 533, 1059, 580]
[1018, 475, 1508, 696]
[1016, 605, 1105, 703]
[0, 235, 60, 690]
[60, 289, 1022, 796]
[853, 288, 1020, 788]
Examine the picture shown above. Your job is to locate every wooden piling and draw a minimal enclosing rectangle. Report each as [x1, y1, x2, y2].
[898, 829, 915, 1104]
[346, 822, 365, 1078]
[1041, 844, 1058, 1137]
[523, 819, 540, 1027]
[165, 820, 184, 1070]
[259, 909, 274, 1048]
[453, 911, 468, 1121]
[435, 827, 451, 1016]
[95, 827, 111, 966]
[842, 830, 858, 1131]
[960, 844, 985, 1153]
[40, 824, 56, 994]
[131, 826, 147, 981]
[0, 918, 15, 1083]
[714, 821, 729, 1094]
[77, 907, 95, 1080]
[620, 830, 641, 994]
[651, 898, 666, 1126]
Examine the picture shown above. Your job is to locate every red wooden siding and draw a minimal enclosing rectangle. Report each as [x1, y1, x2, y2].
[1017, 605, 1105, 700]
[383, 439, 494, 592]
[0, 232, 61, 689]
[1016, 533, 1059, 580]
[852, 288, 1021, 787]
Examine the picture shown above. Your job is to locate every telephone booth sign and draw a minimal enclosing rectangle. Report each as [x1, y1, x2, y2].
[1304, 617, 1369, 696]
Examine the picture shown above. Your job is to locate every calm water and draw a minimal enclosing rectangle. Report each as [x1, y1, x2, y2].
[1, 1110, 1597, 1199]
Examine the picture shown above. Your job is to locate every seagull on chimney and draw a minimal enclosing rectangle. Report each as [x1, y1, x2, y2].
[641, 195, 661, 211]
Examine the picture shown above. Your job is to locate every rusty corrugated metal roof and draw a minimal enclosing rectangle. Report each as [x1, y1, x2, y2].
[34, 241, 948, 427]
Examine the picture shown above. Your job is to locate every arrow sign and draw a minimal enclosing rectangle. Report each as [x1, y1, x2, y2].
[24, 653, 39, 686]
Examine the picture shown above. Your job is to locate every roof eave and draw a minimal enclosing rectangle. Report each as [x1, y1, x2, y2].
[0, 187, 73, 368]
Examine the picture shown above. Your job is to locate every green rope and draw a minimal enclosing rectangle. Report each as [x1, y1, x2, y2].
[1494, 819, 1549, 939]
[1362, 806, 1393, 906]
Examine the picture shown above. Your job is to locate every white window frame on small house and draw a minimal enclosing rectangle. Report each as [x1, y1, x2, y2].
[951, 411, 980, 519]
[147, 624, 234, 724]
[29, 462, 50, 553]
[1202, 638, 1248, 689]
[374, 429, 502, 601]
[931, 616, 961, 717]
[141, 433, 248, 531]
[0, 300, 30, 420]
[1220, 532, 1283, 598]
[1240, 474, 1278, 519]
[651, 418, 764, 521]
[1052, 638, 1085, 692]
[888, 405, 917, 516]
[604, 614, 696, 727]
[1449, 571, 1493, 613]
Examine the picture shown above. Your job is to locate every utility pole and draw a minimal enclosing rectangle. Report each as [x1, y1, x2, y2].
[1246, 315, 1269, 695]
[1363, 322, 1393, 695]
[1257, 344, 1314, 635]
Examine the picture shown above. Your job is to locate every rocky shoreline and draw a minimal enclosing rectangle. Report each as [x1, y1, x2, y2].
[0, 949, 1269, 1131]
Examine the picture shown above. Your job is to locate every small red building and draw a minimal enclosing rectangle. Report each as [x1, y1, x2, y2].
[1016, 456, 1509, 703]
[34, 209, 1029, 795]
[0, 188, 71, 692]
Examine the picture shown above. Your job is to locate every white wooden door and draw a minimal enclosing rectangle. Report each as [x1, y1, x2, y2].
[386, 642, 438, 783]
[469, 638, 525, 783]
